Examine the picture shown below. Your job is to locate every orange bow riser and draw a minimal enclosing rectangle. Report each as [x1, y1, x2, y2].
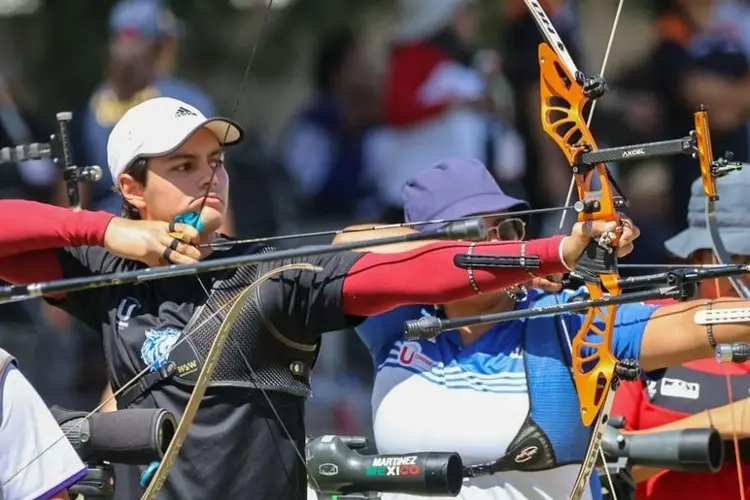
[538, 43, 626, 428]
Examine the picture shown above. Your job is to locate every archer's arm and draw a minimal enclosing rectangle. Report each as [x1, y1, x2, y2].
[260, 235, 570, 341]
[639, 298, 750, 371]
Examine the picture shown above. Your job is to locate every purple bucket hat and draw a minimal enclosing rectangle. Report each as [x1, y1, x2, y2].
[402, 158, 528, 231]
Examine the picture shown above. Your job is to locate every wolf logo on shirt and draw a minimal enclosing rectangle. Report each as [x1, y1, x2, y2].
[140, 328, 182, 371]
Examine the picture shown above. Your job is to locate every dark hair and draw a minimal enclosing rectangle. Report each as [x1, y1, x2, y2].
[118, 159, 149, 220]
[314, 28, 357, 92]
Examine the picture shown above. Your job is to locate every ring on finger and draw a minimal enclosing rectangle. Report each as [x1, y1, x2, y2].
[162, 239, 181, 263]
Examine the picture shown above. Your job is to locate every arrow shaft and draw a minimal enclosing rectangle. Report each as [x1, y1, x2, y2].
[0, 224, 479, 304]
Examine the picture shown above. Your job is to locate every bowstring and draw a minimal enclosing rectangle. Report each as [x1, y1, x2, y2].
[180, 0, 317, 495]
[183, 0, 322, 495]
[194, 0, 276, 228]
[713, 264, 746, 500]
[558, 0, 625, 231]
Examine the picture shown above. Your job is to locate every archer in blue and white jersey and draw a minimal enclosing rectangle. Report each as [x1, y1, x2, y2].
[338, 158, 750, 500]
[356, 290, 658, 500]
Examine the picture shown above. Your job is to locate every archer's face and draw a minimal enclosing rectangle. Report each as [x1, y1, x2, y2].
[123, 128, 229, 233]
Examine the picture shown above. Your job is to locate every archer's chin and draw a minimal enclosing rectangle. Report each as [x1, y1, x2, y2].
[201, 208, 226, 234]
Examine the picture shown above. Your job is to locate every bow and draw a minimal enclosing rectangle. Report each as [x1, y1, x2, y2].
[522, 1, 629, 497]
[510, 2, 750, 498]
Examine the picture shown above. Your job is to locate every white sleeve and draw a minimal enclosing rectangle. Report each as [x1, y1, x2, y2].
[0, 367, 86, 500]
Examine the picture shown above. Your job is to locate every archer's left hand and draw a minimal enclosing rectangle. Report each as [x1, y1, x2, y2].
[561, 217, 639, 269]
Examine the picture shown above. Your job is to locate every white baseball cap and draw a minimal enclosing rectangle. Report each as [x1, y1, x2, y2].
[106, 97, 243, 185]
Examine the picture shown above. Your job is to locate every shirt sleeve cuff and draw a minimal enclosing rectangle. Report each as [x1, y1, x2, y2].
[559, 236, 573, 271]
[522, 235, 570, 275]
[67, 210, 117, 247]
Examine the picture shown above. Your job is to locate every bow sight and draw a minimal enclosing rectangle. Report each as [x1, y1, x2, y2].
[568, 106, 741, 215]
[0, 111, 102, 209]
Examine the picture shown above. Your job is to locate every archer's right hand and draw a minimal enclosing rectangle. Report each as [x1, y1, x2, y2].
[103, 218, 201, 267]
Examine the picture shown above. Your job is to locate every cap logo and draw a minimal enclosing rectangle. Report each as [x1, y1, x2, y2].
[175, 106, 197, 118]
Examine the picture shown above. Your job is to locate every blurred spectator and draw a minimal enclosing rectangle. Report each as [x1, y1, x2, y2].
[0, 75, 58, 203]
[280, 27, 383, 223]
[279, 29, 384, 440]
[619, 162, 674, 274]
[651, 0, 750, 235]
[376, 0, 517, 222]
[71, 0, 216, 216]
[503, 0, 582, 237]
[716, 0, 750, 159]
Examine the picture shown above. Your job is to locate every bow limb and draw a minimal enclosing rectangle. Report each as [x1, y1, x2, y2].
[694, 108, 747, 500]
[141, 263, 321, 499]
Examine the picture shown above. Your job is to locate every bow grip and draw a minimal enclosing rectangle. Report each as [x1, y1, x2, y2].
[574, 240, 617, 282]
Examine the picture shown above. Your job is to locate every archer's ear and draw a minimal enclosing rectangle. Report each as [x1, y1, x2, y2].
[119, 173, 146, 210]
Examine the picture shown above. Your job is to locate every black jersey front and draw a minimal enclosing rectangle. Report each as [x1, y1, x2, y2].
[47, 240, 364, 499]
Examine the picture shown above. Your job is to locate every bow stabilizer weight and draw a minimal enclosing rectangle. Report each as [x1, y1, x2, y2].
[0, 111, 102, 210]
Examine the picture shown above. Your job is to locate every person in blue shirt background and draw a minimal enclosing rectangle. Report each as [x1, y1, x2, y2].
[332, 157, 750, 500]
[71, 0, 215, 215]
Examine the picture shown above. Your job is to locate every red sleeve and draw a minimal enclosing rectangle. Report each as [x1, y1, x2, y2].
[611, 379, 645, 430]
[0, 200, 114, 258]
[384, 44, 453, 126]
[341, 236, 567, 316]
[0, 250, 63, 284]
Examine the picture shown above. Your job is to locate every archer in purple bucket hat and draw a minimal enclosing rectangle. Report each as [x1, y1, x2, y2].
[402, 158, 528, 231]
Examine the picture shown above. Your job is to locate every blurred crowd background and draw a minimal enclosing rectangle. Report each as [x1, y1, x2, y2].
[1, 0, 749, 443]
